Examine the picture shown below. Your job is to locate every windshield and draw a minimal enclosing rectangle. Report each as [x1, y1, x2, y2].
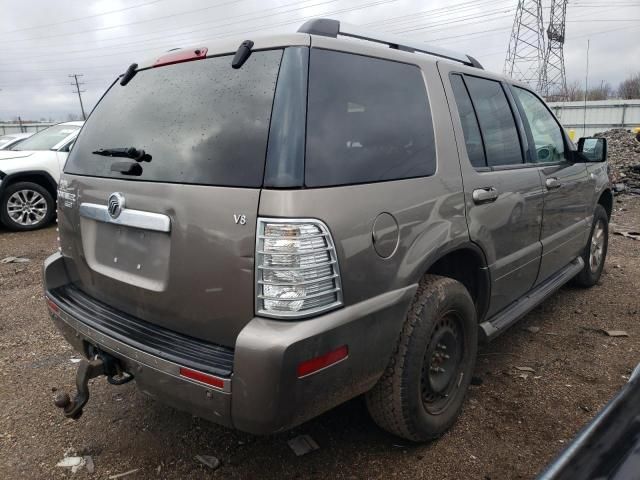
[0, 136, 18, 149]
[65, 50, 283, 187]
[13, 125, 79, 151]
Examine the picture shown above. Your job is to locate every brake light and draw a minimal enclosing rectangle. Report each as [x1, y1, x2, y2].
[45, 296, 59, 313]
[179, 367, 225, 390]
[255, 218, 343, 318]
[297, 345, 349, 378]
[154, 47, 208, 67]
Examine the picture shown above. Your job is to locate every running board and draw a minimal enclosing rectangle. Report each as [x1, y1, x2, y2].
[479, 257, 584, 342]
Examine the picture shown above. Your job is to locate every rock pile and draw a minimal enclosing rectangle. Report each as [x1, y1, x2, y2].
[594, 128, 640, 192]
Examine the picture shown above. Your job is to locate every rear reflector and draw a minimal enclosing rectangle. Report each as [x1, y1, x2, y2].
[297, 345, 348, 378]
[45, 296, 59, 313]
[154, 47, 208, 67]
[179, 367, 225, 389]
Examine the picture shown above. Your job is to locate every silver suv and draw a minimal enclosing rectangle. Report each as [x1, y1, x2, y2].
[44, 19, 611, 441]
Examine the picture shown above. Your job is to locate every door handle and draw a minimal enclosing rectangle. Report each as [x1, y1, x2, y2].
[472, 187, 499, 205]
[545, 177, 562, 190]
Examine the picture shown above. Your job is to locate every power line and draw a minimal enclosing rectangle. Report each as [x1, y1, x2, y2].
[0, 0, 396, 67]
[0, 0, 168, 35]
[0, 0, 342, 65]
[0, 0, 242, 44]
[69, 74, 87, 120]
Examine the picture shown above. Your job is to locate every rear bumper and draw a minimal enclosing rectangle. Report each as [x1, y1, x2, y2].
[44, 252, 416, 434]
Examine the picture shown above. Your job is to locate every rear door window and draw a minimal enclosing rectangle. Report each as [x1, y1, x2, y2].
[65, 50, 283, 187]
[463, 76, 523, 167]
[449, 74, 486, 168]
[305, 49, 436, 187]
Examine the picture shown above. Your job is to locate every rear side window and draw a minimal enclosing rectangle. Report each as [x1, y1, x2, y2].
[305, 49, 435, 187]
[65, 50, 283, 187]
[463, 76, 523, 167]
[450, 74, 486, 168]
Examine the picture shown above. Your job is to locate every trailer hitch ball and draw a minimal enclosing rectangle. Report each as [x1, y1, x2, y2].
[53, 392, 71, 409]
[53, 351, 133, 420]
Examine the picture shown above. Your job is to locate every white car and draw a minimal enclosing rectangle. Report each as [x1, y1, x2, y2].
[0, 132, 34, 150]
[0, 121, 83, 230]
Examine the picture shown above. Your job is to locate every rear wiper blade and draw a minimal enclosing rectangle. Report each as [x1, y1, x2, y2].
[92, 147, 151, 162]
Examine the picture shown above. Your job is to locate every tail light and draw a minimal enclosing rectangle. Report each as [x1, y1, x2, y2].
[256, 218, 343, 318]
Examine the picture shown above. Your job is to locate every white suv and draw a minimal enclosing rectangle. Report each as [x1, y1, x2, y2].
[0, 121, 83, 230]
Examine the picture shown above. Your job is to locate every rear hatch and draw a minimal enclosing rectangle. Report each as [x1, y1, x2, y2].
[59, 46, 285, 347]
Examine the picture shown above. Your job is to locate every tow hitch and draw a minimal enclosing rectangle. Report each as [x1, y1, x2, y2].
[53, 350, 133, 420]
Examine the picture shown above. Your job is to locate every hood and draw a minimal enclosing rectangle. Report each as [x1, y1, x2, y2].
[0, 150, 35, 160]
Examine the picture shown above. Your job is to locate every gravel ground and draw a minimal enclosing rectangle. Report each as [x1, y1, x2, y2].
[1, 196, 639, 480]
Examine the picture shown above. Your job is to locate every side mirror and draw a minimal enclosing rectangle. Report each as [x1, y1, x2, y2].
[577, 137, 607, 162]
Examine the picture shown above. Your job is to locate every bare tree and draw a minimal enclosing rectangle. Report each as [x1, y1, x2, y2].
[587, 81, 613, 101]
[562, 80, 584, 101]
[618, 72, 640, 99]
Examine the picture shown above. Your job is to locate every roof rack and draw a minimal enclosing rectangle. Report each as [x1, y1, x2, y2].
[297, 18, 483, 69]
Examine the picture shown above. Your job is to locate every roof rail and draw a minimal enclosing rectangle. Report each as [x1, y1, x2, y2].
[297, 18, 483, 69]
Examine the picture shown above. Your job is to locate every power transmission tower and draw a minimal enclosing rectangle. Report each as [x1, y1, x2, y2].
[69, 74, 87, 120]
[542, 0, 568, 100]
[504, 0, 546, 93]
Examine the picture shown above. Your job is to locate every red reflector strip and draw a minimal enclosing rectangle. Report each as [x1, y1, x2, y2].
[179, 367, 225, 389]
[154, 47, 208, 67]
[297, 345, 348, 378]
[45, 297, 59, 313]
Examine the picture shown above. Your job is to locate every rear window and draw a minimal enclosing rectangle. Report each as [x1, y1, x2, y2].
[65, 50, 283, 187]
[305, 49, 436, 187]
[13, 125, 78, 151]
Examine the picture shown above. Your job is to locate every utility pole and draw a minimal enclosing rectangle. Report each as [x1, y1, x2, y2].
[69, 74, 87, 120]
[504, 0, 546, 93]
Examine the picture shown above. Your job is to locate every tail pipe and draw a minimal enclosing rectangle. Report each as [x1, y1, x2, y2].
[53, 351, 133, 420]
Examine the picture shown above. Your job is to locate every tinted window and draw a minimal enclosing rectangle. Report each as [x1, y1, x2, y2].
[514, 87, 565, 163]
[464, 76, 523, 167]
[13, 125, 79, 151]
[65, 50, 282, 187]
[305, 50, 435, 187]
[450, 74, 486, 168]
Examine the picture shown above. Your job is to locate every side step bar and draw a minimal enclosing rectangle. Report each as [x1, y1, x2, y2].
[480, 257, 584, 342]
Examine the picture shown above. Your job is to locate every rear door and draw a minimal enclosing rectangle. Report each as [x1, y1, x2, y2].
[510, 86, 591, 284]
[439, 65, 545, 316]
[59, 49, 284, 347]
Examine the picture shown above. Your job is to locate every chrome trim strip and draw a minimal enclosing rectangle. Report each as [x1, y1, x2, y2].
[48, 299, 230, 393]
[258, 273, 339, 286]
[257, 260, 337, 271]
[79, 202, 171, 233]
[257, 287, 340, 301]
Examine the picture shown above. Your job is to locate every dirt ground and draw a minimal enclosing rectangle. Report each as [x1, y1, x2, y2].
[1, 196, 639, 480]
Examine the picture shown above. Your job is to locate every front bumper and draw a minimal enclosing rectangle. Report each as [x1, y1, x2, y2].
[44, 252, 416, 434]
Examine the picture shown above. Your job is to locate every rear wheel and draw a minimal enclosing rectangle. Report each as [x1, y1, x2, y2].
[365, 275, 477, 441]
[574, 204, 608, 288]
[0, 181, 55, 231]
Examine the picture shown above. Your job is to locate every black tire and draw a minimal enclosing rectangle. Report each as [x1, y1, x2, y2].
[365, 275, 478, 442]
[0, 181, 55, 231]
[573, 204, 609, 287]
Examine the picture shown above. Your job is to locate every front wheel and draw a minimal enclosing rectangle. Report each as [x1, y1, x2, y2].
[0, 181, 55, 231]
[573, 204, 609, 288]
[365, 275, 478, 442]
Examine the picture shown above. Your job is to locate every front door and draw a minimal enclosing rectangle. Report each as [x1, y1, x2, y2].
[510, 86, 592, 284]
[439, 65, 545, 317]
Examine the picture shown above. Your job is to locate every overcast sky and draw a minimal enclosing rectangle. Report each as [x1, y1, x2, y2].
[0, 0, 638, 121]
